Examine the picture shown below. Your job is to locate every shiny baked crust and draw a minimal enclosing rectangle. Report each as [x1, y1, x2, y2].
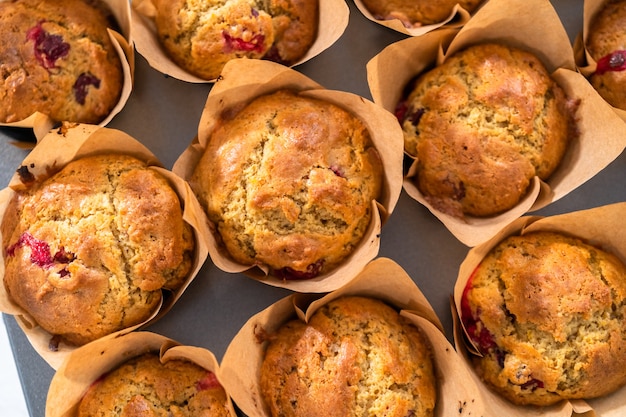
[360, 0, 483, 27]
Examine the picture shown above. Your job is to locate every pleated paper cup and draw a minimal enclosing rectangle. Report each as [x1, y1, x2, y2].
[46, 331, 237, 417]
[220, 257, 487, 417]
[452, 202, 626, 416]
[367, 0, 626, 247]
[173, 59, 404, 293]
[0, 123, 210, 369]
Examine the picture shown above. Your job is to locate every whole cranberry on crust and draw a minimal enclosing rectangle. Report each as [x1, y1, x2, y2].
[461, 231, 626, 406]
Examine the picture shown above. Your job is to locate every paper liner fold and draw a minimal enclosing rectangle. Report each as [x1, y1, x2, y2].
[353, 0, 482, 36]
[366, 0, 626, 247]
[0, 123, 211, 369]
[130, 0, 349, 83]
[0, 0, 135, 142]
[573, 0, 626, 121]
[172, 59, 404, 293]
[220, 257, 487, 417]
[45, 331, 237, 417]
[452, 202, 626, 416]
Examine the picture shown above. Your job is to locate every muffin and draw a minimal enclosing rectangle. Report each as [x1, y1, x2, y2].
[396, 43, 578, 218]
[0, 0, 124, 124]
[260, 296, 437, 417]
[77, 352, 231, 416]
[460, 231, 626, 406]
[2, 154, 195, 346]
[360, 0, 483, 28]
[152, 0, 318, 80]
[587, 0, 626, 110]
[190, 89, 383, 280]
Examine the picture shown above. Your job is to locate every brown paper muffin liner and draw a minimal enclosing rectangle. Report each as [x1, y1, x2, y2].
[219, 257, 488, 417]
[172, 58, 404, 293]
[573, 0, 626, 121]
[45, 331, 237, 417]
[367, 0, 626, 247]
[0, 123, 211, 369]
[130, 0, 349, 83]
[451, 202, 626, 416]
[0, 0, 135, 142]
[353, 0, 482, 36]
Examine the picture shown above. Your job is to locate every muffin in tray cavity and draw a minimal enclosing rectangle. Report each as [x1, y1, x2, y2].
[191, 89, 383, 280]
[461, 231, 626, 406]
[2, 154, 195, 346]
[260, 296, 437, 417]
[587, 0, 626, 110]
[0, 0, 123, 124]
[77, 353, 231, 416]
[152, 0, 318, 80]
[396, 43, 579, 218]
[360, 0, 483, 28]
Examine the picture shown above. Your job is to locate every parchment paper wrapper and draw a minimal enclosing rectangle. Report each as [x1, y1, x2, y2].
[0, 123, 211, 370]
[130, 0, 348, 83]
[451, 202, 626, 417]
[366, 0, 626, 247]
[0, 0, 135, 142]
[353, 0, 484, 37]
[46, 331, 237, 417]
[219, 257, 487, 417]
[172, 58, 404, 293]
[573, 0, 626, 121]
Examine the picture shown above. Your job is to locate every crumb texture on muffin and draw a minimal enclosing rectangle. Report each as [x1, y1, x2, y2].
[397, 43, 578, 218]
[461, 231, 626, 405]
[191, 90, 383, 279]
[587, 0, 626, 110]
[260, 296, 436, 417]
[0, 0, 123, 124]
[77, 353, 231, 417]
[152, 0, 318, 80]
[360, 0, 483, 28]
[2, 154, 195, 346]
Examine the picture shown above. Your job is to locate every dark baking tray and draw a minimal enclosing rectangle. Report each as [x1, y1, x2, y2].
[2, 0, 625, 415]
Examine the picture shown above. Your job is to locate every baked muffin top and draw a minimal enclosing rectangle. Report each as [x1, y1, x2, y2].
[461, 231, 626, 405]
[2, 154, 195, 346]
[191, 89, 383, 280]
[0, 0, 123, 124]
[397, 43, 577, 218]
[260, 296, 436, 417]
[360, 0, 483, 28]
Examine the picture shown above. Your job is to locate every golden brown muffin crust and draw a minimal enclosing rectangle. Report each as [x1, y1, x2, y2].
[461, 232, 626, 406]
[0, 0, 123, 124]
[2, 154, 195, 346]
[398, 43, 577, 218]
[191, 90, 383, 279]
[260, 296, 436, 417]
[77, 353, 231, 417]
[360, 0, 483, 27]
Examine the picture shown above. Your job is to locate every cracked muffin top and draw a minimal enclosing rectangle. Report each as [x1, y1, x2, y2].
[360, 0, 483, 28]
[396, 43, 579, 218]
[260, 296, 436, 417]
[460, 231, 626, 406]
[190, 89, 383, 280]
[1, 154, 195, 346]
[0, 0, 123, 124]
[152, 0, 318, 80]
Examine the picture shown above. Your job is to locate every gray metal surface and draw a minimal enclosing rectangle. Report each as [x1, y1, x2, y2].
[3, 0, 625, 415]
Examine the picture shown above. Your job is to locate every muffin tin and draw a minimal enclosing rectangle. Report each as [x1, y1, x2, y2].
[1, 0, 625, 416]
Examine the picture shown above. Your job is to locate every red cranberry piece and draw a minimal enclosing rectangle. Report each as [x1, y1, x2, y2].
[595, 50, 626, 75]
[73, 73, 101, 105]
[6, 233, 74, 273]
[521, 378, 544, 391]
[262, 46, 288, 65]
[273, 260, 324, 280]
[26, 21, 70, 69]
[222, 30, 266, 53]
[394, 101, 409, 122]
[196, 372, 221, 391]
[329, 165, 344, 178]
